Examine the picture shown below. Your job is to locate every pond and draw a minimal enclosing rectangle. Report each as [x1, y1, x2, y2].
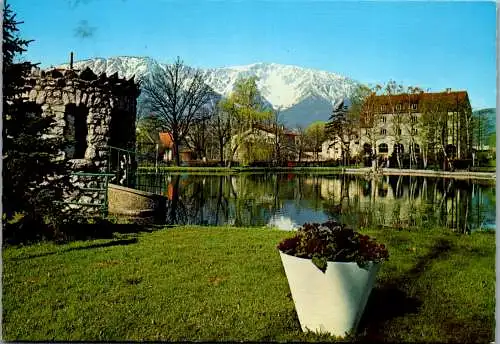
[134, 172, 496, 233]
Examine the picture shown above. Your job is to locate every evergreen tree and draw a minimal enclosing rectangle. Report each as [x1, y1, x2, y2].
[3, 3, 73, 242]
[325, 99, 357, 165]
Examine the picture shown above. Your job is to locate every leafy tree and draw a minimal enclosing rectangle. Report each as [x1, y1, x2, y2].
[487, 132, 496, 149]
[472, 109, 494, 151]
[136, 113, 162, 144]
[135, 113, 164, 164]
[140, 57, 214, 166]
[3, 3, 74, 242]
[221, 76, 272, 166]
[305, 121, 327, 161]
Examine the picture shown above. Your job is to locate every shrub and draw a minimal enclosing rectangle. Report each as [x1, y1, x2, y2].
[277, 221, 389, 272]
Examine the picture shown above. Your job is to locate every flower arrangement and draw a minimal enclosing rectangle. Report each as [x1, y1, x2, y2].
[277, 221, 389, 272]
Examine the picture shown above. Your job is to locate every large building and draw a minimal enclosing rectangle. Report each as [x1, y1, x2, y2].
[322, 89, 473, 163]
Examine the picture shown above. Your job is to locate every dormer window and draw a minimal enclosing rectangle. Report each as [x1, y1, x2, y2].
[381, 105, 386, 112]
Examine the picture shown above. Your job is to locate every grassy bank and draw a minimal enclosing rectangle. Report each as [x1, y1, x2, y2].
[137, 166, 353, 174]
[137, 165, 496, 180]
[3, 226, 495, 342]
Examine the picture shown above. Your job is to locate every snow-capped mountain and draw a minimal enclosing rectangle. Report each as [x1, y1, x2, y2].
[59, 56, 360, 126]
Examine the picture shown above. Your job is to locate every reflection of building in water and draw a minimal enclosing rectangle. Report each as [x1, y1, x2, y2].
[317, 176, 425, 228]
[137, 173, 495, 232]
[311, 175, 487, 232]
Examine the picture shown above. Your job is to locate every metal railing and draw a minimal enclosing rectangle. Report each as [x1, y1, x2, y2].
[65, 171, 115, 216]
[60, 144, 160, 216]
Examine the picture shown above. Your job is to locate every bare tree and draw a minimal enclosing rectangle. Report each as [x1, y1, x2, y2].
[383, 80, 405, 168]
[271, 107, 290, 166]
[420, 93, 451, 170]
[140, 57, 213, 166]
[185, 112, 211, 161]
[209, 100, 232, 165]
[404, 86, 423, 169]
[356, 84, 382, 170]
[294, 125, 309, 162]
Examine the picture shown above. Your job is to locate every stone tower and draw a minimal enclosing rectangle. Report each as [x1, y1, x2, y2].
[24, 66, 140, 210]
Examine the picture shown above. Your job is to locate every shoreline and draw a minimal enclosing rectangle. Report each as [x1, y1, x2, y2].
[137, 166, 496, 180]
[345, 167, 496, 180]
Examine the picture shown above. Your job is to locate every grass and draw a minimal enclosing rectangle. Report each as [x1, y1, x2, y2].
[3, 226, 495, 342]
[138, 165, 356, 174]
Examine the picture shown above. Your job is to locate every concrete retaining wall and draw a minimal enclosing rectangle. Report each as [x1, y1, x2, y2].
[344, 168, 495, 180]
[107, 183, 166, 217]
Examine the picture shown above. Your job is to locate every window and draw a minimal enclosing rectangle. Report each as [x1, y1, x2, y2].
[393, 143, 404, 154]
[378, 143, 389, 153]
[396, 129, 402, 135]
[380, 129, 387, 135]
[64, 103, 88, 159]
[381, 105, 386, 112]
[381, 116, 387, 123]
[411, 116, 418, 123]
[412, 128, 418, 135]
[396, 104, 402, 111]
[411, 103, 417, 110]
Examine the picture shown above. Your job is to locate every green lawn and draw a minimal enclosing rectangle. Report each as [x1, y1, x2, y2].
[2, 226, 495, 342]
[137, 166, 354, 174]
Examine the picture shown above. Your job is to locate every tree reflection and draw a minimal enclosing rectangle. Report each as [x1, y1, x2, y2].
[137, 172, 495, 232]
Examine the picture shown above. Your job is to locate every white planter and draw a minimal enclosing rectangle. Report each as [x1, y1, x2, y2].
[279, 251, 380, 337]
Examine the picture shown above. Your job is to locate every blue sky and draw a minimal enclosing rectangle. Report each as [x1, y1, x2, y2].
[10, 0, 497, 109]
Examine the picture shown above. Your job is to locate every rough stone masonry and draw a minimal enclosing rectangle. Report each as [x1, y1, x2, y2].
[24, 66, 140, 212]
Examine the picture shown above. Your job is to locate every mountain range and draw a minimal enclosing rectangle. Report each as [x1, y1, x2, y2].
[59, 56, 359, 127]
[59, 56, 495, 129]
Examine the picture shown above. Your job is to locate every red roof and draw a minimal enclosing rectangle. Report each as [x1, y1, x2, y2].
[360, 90, 471, 127]
[159, 133, 174, 149]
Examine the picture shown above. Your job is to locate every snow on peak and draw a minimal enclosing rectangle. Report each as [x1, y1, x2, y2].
[58, 56, 359, 110]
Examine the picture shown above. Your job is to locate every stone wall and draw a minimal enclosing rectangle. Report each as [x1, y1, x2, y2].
[25, 67, 140, 213]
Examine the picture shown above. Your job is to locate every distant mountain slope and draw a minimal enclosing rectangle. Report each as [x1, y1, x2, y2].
[472, 108, 496, 135]
[60, 56, 360, 127]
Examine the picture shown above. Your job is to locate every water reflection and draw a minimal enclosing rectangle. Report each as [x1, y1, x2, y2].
[135, 173, 496, 233]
